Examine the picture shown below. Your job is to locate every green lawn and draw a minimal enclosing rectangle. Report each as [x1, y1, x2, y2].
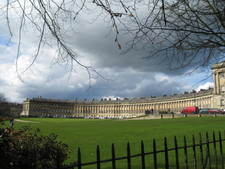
[11, 117, 225, 168]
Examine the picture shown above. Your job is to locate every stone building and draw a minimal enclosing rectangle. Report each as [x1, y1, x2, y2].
[21, 61, 225, 118]
[0, 102, 22, 118]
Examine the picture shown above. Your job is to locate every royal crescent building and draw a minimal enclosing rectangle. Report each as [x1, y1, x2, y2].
[21, 61, 225, 118]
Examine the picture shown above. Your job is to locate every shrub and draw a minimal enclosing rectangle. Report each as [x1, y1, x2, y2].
[158, 111, 168, 114]
[0, 119, 69, 169]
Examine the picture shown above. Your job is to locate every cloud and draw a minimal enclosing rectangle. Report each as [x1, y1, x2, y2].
[71, 18, 189, 75]
[0, 2, 214, 103]
[196, 82, 214, 92]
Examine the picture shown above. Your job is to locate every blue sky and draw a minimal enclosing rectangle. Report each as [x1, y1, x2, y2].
[0, 2, 214, 103]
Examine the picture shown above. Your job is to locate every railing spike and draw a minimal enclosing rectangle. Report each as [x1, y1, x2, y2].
[219, 131, 224, 169]
[213, 131, 218, 168]
[77, 147, 82, 169]
[174, 136, 179, 169]
[97, 145, 101, 169]
[192, 135, 197, 169]
[184, 136, 188, 169]
[111, 143, 116, 169]
[141, 140, 145, 169]
[127, 142, 131, 169]
[164, 137, 169, 169]
[153, 139, 157, 169]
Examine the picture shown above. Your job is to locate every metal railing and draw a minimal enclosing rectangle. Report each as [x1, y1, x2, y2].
[57, 131, 225, 169]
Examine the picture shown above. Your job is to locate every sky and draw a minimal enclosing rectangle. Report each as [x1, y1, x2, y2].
[0, 1, 214, 103]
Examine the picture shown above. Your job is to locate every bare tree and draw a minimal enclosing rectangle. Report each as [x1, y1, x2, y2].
[0, 94, 10, 117]
[125, 0, 225, 71]
[0, 94, 7, 102]
[1, 0, 225, 76]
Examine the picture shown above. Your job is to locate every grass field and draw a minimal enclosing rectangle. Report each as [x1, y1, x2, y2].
[10, 116, 225, 168]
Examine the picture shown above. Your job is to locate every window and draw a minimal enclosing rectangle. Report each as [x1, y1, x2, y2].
[221, 99, 225, 107]
[219, 72, 225, 78]
[221, 85, 225, 92]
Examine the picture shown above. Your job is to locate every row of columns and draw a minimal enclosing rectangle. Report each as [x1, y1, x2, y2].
[156, 96, 212, 112]
[23, 95, 213, 118]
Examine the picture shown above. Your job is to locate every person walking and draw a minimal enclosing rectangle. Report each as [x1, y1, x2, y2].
[10, 117, 14, 129]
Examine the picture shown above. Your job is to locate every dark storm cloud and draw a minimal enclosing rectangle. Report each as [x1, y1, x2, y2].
[72, 18, 189, 76]
[77, 73, 185, 100]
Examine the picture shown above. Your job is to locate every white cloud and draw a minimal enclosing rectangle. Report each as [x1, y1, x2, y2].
[196, 82, 214, 92]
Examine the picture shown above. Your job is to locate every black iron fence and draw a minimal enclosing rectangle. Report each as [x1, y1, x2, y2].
[57, 131, 225, 169]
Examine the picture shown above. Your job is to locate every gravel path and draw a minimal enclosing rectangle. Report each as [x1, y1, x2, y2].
[15, 119, 40, 123]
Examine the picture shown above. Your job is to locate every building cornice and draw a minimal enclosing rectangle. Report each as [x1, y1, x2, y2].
[25, 88, 214, 105]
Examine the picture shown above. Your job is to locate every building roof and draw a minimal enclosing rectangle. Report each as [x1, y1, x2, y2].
[25, 87, 214, 105]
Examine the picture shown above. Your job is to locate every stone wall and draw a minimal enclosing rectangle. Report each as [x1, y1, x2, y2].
[21, 89, 214, 118]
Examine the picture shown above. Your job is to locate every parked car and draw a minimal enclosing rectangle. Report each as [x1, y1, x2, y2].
[221, 109, 225, 114]
[208, 109, 222, 114]
[181, 106, 199, 114]
[199, 108, 209, 114]
[199, 108, 222, 114]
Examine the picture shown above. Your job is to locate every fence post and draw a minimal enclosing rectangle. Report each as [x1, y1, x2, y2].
[111, 143, 116, 169]
[97, 145, 101, 169]
[77, 147, 82, 169]
[153, 139, 157, 169]
[199, 133, 204, 169]
[206, 132, 211, 169]
[219, 131, 224, 169]
[184, 136, 188, 169]
[127, 142, 131, 169]
[164, 137, 169, 169]
[174, 136, 179, 169]
[213, 131, 218, 169]
[141, 140, 146, 169]
[192, 135, 197, 169]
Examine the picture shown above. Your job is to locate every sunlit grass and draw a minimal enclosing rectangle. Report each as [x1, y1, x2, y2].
[11, 116, 225, 168]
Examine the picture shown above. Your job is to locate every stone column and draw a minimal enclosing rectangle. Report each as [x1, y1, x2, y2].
[217, 72, 220, 94]
[214, 73, 217, 94]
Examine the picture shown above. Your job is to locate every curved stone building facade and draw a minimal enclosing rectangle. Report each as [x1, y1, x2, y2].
[21, 61, 225, 118]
